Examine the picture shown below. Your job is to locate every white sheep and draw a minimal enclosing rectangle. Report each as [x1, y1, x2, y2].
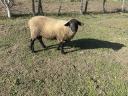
[28, 16, 82, 54]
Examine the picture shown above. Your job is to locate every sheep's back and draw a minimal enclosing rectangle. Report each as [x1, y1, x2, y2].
[40, 17, 68, 39]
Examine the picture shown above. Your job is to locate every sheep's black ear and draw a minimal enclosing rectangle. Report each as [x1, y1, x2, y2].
[64, 22, 70, 26]
[77, 21, 84, 26]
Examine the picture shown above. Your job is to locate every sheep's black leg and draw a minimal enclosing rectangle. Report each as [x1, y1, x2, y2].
[57, 40, 69, 50]
[57, 44, 61, 50]
[37, 36, 46, 48]
[30, 39, 36, 53]
[59, 42, 65, 54]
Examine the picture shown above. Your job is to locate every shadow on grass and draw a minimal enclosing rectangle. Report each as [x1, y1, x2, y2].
[1, 8, 128, 19]
[11, 13, 32, 18]
[0, 13, 32, 19]
[66, 38, 125, 53]
[35, 38, 125, 54]
[11, 12, 80, 18]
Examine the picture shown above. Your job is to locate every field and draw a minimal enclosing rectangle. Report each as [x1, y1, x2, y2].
[0, 1, 128, 96]
[0, 13, 128, 96]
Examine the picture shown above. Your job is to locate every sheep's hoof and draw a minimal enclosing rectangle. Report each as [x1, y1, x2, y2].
[44, 47, 48, 50]
[31, 50, 36, 53]
[61, 51, 67, 54]
[43, 45, 47, 49]
[57, 47, 60, 50]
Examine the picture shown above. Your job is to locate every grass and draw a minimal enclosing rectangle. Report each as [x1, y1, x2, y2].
[0, 13, 128, 96]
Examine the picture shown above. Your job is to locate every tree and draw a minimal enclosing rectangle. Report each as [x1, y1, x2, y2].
[37, 0, 43, 15]
[80, 0, 89, 14]
[32, 0, 35, 16]
[103, 0, 107, 13]
[58, 0, 62, 16]
[0, 0, 14, 18]
[32, 0, 44, 16]
[83, 0, 89, 14]
[121, 0, 125, 12]
[80, 0, 84, 14]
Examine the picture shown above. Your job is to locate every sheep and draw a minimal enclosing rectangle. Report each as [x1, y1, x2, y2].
[28, 16, 83, 54]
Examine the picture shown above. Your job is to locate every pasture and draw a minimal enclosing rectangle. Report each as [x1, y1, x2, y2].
[0, 13, 128, 96]
[0, 0, 128, 96]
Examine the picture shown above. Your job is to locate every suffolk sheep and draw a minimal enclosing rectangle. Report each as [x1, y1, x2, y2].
[28, 16, 83, 54]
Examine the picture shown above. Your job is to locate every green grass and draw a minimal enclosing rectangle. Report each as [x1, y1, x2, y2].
[0, 13, 128, 96]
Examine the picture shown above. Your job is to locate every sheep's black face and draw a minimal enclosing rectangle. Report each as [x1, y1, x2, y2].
[64, 19, 82, 33]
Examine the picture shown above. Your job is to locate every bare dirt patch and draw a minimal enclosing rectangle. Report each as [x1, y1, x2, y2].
[1, 0, 128, 17]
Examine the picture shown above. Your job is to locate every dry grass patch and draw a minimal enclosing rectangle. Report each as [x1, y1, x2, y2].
[0, 13, 128, 96]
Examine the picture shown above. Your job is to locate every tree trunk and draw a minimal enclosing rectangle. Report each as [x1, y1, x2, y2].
[1, 0, 12, 18]
[83, 0, 89, 14]
[6, 6, 11, 18]
[38, 0, 44, 15]
[80, 0, 84, 14]
[32, 0, 35, 16]
[103, 0, 107, 13]
[58, 0, 62, 16]
[121, 0, 125, 12]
